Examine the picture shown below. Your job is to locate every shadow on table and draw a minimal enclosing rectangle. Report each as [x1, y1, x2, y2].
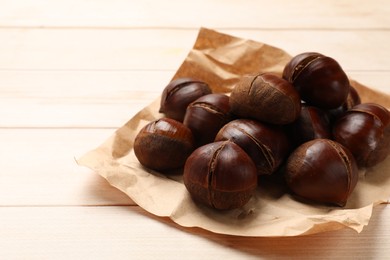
[139, 204, 387, 259]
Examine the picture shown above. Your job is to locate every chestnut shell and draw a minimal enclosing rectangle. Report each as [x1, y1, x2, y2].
[215, 119, 290, 175]
[283, 52, 350, 109]
[159, 78, 212, 122]
[183, 141, 258, 210]
[229, 73, 301, 125]
[333, 103, 390, 168]
[285, 139, 359, 207]
[134, 118, 195, 171]
[183, 93, 231, 146]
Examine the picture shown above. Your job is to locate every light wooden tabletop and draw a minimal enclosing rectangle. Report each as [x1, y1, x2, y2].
[1, 1, 389, 259]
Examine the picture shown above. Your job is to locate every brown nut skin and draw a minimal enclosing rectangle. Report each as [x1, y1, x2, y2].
[285, 139, 359, 207]
[134, 118, 195, 171]
[283, 52, 350, 109]
[215, 119, 290, 175]
[159, 78, 212, 122]
[183, 93, 231, 147]
[229, 73, 301, 125]
[183, 141, 258, 210]
[328, 85, 361, 122]
[289, 104, 331, 146]
[333, 103, 390, 168]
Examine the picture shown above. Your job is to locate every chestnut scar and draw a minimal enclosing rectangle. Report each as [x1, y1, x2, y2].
[208, 141, 227, 208]
[291, 55, 322, 83]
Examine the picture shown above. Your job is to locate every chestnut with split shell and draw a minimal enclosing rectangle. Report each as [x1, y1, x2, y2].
[229, 72, 301, 125]
[183, 141, 258, 210]
[134, 118, 195, 171]
[215, 119, 290, 175]
[159, 78, 212, 122]
[283, 52, 350, 109]
[285, 139, 358, 207]
[183, 93, 231, 146]
[333, 103, 390, 168]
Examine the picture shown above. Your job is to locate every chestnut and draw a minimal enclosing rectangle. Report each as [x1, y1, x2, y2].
[134, 118, 195, 171]
[159, 78, 212, 122]
[183, 141, 257, 210]
[285, 139, 358, 207]
[215, 119, 290, 175]
[333, 103, 390, 168]
[282, 52, 350, 109]
[289, 104, 331, 146]
[229, 73, 301, 125]
[183, 93, 231, 146]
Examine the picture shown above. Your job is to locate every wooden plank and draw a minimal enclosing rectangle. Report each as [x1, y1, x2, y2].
[0, 205, 388, 259]
[0, 29, 389, 71]
[0, 128, 134, 206]
[0, 0, 389, 29]
[0, 70, 170, 127]
[0, 29, 191, 71]
[0, 71, 389, 128]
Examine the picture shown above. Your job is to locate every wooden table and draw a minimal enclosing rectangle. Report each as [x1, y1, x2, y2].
[1, 1, 389, 259]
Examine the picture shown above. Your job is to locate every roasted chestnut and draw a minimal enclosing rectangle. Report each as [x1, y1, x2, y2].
[215, 119, 290, 175]
[229, 72, 301, 125]
[333, 103, 390, 168]
[183, 93, 231, 146]
[289, 104, 331, 146]
[285, 139, 358, 207]
[183, 141, 257, 210]
[283, 52, 350, 109]
[159, 78, 212, 122]
[134, 118, 195, 171]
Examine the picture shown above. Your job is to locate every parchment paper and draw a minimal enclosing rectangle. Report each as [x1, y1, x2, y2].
[77, 28, 390, 237]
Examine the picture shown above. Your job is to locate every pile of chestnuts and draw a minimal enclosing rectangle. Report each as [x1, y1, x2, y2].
[134, 52, 390, 210]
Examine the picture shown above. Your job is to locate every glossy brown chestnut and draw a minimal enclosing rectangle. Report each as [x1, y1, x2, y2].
[229, 73, 301, 125]
[183, 93, 231, 146]
[134, 118, 195, 171]
[285, 139, 358, 207]
[290, 104, 331, 146]
[333, 103, 390, 168]
[282, 52, 350, 109]
[215, 119, 290, 175]
[159, 78, 212, 122]
[183, 141, 257, 210]
[329, 85, 361, 122]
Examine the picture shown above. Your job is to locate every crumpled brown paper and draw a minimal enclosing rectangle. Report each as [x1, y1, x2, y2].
[77, 28, 390, 237]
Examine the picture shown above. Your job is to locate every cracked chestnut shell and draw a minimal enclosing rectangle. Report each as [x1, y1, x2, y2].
[134, 118, 195, 171]
[333, 103, 390, 168]
[229, 73, 301, 125]
[285, 139, 358, 207]
[215, 119, 290, 175]
[283, 52, 350, 109]
[183, 93, 231, 146]
[159, 78, 212, 122]
[183, 141, 258, 210]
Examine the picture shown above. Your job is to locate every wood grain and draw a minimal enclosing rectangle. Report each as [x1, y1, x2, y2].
[1, 0, 390, 258]
[0, 29, 389, 71]
[1, 0, 389, 29]
[0, 205, 388, 259]
[0, 128, 134, 206]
